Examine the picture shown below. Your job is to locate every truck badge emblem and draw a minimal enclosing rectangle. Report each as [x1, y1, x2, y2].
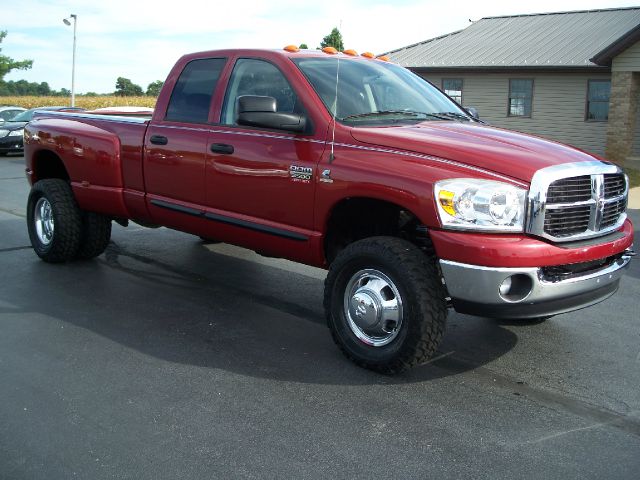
[289, 165, 313, 182]
[320, 169, 333, 183]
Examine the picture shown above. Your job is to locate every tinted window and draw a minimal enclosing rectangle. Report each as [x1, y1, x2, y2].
[508, 79, 533, 117]
[294, 58, 467, 125]
[586, 80, 610, 121]
[0, 110, 23, 121]
[10, 110, 33, 122]
[222, 59, 298, 125]
[165, 58, 226, 123]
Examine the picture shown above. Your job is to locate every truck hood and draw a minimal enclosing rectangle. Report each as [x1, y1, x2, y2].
[349, 122, 600, 184]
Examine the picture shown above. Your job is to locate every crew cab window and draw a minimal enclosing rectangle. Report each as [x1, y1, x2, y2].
[165, 58, 226, 123]
[222, 59, 297, 125]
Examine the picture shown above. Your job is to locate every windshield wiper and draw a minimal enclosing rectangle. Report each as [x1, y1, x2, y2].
[433, 111, 472, 121]
[341, 110, 420, 120]
[341, 110, 453, 121]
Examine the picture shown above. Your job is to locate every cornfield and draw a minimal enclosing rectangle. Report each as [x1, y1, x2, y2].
[0, 96, 157, 109]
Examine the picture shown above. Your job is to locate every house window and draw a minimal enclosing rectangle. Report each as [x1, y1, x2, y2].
[586, 80, 611, 121]
[508, 79, 533, 117]
[442, 79, 463, 104]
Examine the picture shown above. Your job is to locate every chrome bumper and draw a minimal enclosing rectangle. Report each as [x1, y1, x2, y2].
[439, 252, 632, 319]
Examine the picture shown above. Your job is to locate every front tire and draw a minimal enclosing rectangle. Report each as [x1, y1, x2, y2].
[27, 179, 82, 262]
[324, 236, 447, 374]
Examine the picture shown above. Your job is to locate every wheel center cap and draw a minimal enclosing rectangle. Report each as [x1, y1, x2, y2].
[349, 291, 380, 328]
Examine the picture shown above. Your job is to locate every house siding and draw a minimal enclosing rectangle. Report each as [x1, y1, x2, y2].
[419, 70, 611, 156]
[612, 40, 640, 72]
[634, 96, 640, 156]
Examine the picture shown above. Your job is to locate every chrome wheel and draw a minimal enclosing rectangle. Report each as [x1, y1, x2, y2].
[343, 269, 403, 347]
[34, 197, 54, 245]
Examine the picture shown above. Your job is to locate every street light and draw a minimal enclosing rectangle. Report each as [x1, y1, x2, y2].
[63, 14, 77, 107]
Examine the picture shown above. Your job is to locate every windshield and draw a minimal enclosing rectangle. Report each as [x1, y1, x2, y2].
[293, 57, 470, 125]
[10, 110, 35, 122]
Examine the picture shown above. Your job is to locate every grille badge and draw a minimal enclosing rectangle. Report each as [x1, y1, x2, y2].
[592, 174, 605, 231]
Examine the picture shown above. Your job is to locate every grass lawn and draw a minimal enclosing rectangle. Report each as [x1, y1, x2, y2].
[626, 166, 640, 188]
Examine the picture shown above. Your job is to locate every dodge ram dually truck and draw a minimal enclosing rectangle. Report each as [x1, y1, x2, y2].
[24, 47, 634, 374]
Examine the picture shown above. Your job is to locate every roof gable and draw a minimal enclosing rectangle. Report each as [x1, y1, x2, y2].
[388, 7, 640, 69]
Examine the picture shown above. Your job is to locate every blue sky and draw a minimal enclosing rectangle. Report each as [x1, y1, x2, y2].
[1, 0, 638, 94]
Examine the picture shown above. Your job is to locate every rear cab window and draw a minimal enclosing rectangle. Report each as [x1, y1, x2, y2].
[165, 58, 227, 123]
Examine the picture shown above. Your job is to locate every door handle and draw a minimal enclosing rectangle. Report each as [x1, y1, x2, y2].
[210, 143, 234, 155]
[150, 135, 168, 145]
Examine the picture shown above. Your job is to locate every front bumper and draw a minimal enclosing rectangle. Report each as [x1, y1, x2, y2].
[440, 252, 633, 319]
[0, 135, 24, 153]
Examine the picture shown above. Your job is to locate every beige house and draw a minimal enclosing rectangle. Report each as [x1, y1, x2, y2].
[387, 7, 640, 168]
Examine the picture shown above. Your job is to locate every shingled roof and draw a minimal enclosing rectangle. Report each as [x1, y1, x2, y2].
[387, 7, 640, 69]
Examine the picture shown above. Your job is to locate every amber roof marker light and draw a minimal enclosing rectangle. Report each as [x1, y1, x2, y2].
[361, 52, 375, 58]
[322, 46, 339, 54]
[377, 55, 390, 62]
[343, 49, 358, 56]
[284, 45, 300, 53]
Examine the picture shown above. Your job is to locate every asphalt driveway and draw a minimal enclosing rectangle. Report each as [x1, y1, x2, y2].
[1, 155, 639, 479]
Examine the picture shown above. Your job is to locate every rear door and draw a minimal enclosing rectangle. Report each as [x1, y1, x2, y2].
[144, 58, 226, 213]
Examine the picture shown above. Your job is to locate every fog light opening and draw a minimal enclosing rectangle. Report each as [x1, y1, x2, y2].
[499, 274, 533, 302]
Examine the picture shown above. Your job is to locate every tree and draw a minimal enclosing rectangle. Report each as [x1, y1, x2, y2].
[0, 31, 33, 81]
[115, 77, 144, 96]
[37, 82, 51, 95]
[299, 43, 308, 49]
[0, 79, 52, 95]
[146, 80, 164, 96]
[320, 27, 344, 51]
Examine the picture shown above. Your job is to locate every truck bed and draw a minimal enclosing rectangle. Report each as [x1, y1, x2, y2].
[25, 110, 151, 220]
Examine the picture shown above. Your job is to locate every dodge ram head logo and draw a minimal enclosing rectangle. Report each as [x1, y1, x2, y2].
[290, 165, 313, 182]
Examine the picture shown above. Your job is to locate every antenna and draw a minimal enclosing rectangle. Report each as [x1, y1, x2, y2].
[329, 19, 342, 164]
[329, 54, 340, 163]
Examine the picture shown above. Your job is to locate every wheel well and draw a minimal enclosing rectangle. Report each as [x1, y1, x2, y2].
[32, 150, 69, 183]
[324, 198, 433, 264]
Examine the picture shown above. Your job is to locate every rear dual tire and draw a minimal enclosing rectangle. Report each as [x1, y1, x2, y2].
[27, 179, 111, 262]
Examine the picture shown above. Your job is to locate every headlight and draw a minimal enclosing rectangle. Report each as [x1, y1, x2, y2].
[434, 178, 526, 232]
[0, 129, 9, 138]
[8, 129, 24, 137]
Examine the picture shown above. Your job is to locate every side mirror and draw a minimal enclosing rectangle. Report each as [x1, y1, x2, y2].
[466, 107, 480, 120]
[237, 95, 306, 133]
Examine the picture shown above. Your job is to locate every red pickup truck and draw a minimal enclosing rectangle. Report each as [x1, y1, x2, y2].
[24, 47, 634, 373]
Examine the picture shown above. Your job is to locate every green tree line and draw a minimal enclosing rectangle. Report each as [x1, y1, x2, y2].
[0, 80, 70, 96]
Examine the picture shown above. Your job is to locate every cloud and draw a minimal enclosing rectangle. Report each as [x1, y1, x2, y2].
[2, 0, 638, 93]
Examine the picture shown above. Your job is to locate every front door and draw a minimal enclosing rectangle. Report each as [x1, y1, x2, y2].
[205, 58, 325, 254]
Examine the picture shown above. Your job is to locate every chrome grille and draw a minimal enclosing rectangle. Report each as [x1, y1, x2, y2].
[526, 162, 628, 242]
[601, 198, 627, 228]
[604, 173, 626, 198]
[543, 205, 591, 237]
[546, 175, 591, 203]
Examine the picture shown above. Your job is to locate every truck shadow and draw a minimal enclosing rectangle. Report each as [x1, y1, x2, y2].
[2, 223, 528, 385]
